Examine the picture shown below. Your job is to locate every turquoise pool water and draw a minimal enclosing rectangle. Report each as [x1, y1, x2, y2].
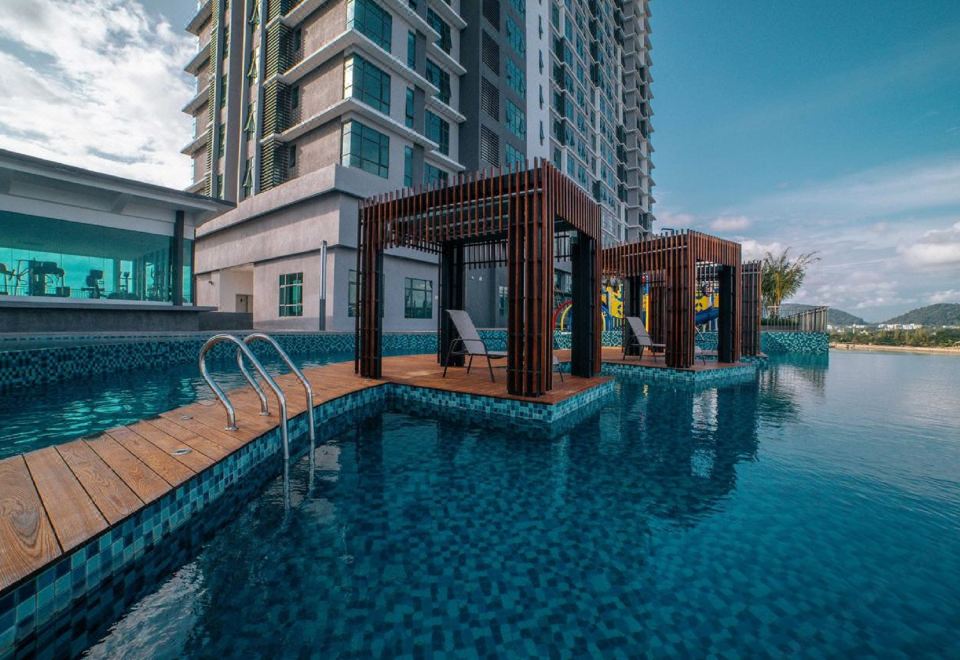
[0, 351, 354, 459]
[57, 351, 960, 656]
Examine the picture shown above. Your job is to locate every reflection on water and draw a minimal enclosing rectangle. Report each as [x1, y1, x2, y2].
[39, 353, 960, 655]
[0, 352, 353, 458]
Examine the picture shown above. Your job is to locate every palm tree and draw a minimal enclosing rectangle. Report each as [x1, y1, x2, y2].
[762, 248, 819, 317]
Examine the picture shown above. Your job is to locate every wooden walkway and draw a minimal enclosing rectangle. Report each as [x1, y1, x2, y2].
[0, 366, 380, 594]
[0, 354, 611, 594]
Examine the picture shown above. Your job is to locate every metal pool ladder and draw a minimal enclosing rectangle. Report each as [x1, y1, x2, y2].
[199, 333, 314, 505]
[239, 332, 316, 473]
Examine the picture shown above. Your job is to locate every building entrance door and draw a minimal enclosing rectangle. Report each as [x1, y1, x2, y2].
[236, 294, 252, 313]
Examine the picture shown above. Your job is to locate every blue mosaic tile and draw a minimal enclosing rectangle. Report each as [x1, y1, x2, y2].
[0, 332, 437, 392]
[0, 386, 385, 658]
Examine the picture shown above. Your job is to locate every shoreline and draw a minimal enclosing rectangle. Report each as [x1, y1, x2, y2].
[830, 343, 960, 356]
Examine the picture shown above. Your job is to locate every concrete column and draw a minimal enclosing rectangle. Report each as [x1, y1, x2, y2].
[172, 210, 185, 306]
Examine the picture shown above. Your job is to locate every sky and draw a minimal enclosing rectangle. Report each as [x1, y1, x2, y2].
[0, 0, 957, 320]
[651, 0, 960, 320]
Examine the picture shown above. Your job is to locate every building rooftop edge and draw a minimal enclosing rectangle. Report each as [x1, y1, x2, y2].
[0, 149, 234, 214]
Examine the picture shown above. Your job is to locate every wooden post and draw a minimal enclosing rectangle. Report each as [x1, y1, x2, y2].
[438, 242, 465, 366]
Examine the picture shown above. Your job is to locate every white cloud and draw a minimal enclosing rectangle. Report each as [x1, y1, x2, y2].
[928, 290, 960, 304]
[709, 215, 751, 232]
[0, 0, 195, 188]
[749, 158, 960, 221]
[898, 221, 960, 268]
[739, 239, 783, 262]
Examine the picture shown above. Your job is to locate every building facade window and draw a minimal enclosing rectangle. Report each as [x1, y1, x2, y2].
[504, 142, 523, 167]
[427, 8, 452, 54]
[424, 163, 447, 186]
[407, 30, 416, 69]
[343, 54, 391, 114]
[505, 57, 525, 98]
[405, 87, 415, 127]
[404, 277, 432, 318]
[278, 272, 303, 317]
[341, 121, 390, 178]
[505, 99, 525, 139]
[242, 161, 253, 197]
[347, 269, 358, 317]
[425, 111, 449, 155]
[0, 210, 187, 303]
[506, 16, 525, 56]
[425, 59, 451, 105]
[403, 145, 414, 186]
[346, 0, 392, 52]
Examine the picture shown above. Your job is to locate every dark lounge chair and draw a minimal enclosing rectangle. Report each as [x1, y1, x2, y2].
[624, 316, 666, 360]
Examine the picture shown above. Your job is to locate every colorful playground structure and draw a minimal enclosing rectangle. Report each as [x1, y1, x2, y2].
[553, 283, 720, 331]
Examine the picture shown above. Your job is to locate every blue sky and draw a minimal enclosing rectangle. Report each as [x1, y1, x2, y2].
[0, 0, 957, 320]
[651, 0, 960, 319]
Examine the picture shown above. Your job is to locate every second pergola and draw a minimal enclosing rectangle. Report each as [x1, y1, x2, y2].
[356, 160, 602, 397]
[603, 231, 748, 368]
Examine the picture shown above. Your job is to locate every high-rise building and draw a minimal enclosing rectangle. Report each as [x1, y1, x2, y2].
[458, 0, 655, 325]
[182, 0, 652, 331]
[459, 0, 654, 246]
[183, 0, 467, 330]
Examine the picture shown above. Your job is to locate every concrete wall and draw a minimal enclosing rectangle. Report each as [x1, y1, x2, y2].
[217, 268, 253, 312]
[302, 0, 346, 53]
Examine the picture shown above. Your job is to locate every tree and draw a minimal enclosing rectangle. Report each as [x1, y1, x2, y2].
[761, 248, 819, 316]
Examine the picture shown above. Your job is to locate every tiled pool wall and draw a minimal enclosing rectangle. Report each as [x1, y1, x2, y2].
[600, 361, 759, 387]
[0, 386, 384, 657]
[0, 332, 435, 392]
[387, 379, 616, 428]
[696, 330, 829, 355]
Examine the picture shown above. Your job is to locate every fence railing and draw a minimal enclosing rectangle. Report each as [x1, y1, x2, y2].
[763, 306, 829, 333]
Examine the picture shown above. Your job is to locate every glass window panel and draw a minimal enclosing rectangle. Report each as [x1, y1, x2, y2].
[404, 277, 433, 318]
[346, 0, 392, 52]
[0, 210, 180, 303]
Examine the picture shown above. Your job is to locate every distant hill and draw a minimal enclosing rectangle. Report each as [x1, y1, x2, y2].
[780, 303, 867, 326]
[883, 303, 960, 326]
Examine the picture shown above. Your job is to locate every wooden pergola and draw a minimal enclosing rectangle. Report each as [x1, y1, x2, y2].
[602, 231, 743, 368]
[741, 260, 762, 357]
[356, 160, 602, 397]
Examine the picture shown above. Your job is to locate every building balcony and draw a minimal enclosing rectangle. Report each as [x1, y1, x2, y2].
[186, 0, 212, 36]
[180, 128, 210, 155]
[426, 0, 467, 30]
[182, 83, 210, 115]
[184, 45, 211, 75]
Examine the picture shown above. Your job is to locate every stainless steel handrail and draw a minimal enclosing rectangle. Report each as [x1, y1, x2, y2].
[241, 333, 316, 471]
[236, 346, 270, 416]
[198, 335, 289, 460]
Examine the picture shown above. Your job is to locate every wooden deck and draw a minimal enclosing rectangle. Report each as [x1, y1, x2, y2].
[0, 366, 380, 593]
[322, 353, 609, 404]
[0, 354, 612, 594]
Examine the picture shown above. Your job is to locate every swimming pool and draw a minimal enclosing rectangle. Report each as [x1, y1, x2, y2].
[30, 351, 959, 656]
[0, 351, 356, 458]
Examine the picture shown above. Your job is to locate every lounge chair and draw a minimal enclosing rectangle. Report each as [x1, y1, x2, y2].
[694, 327, 716, 364]
[623, 316, 665, 360]
[442, 309, 565, 383]
[443, 309, 508, 382]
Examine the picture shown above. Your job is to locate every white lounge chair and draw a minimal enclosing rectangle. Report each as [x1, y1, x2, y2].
[624, 316, 666, 360]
